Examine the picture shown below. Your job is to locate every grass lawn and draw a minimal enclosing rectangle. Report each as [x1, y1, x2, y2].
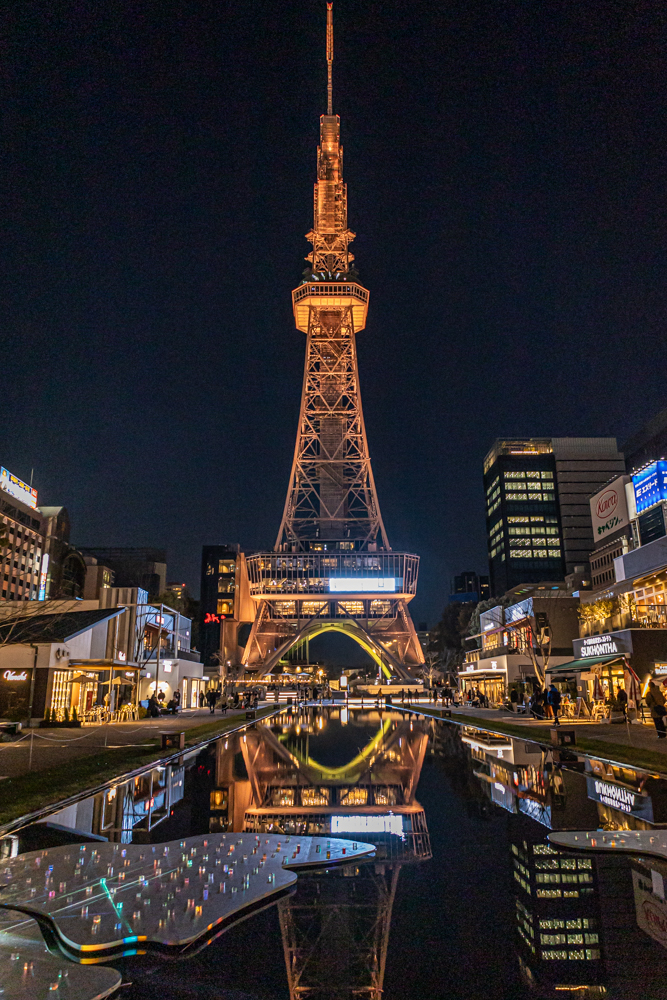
[415, 708, 667, 776]
[0, 707, 278, 830]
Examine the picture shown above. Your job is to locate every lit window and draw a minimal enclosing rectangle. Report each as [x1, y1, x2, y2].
[526, 471, 540, 479]
[504, 472, 525, 480]
[507, 493, 528, 501]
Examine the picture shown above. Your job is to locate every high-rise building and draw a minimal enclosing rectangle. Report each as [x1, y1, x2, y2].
[484, 438, 625, 596]
[449, 570, 490, 604]
[0, 467, 45, 601]
[78, 547, 167, 598]
[623, 406, 667, 474]
[199, 545, 254, 672]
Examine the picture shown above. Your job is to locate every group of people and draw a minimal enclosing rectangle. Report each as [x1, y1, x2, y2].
[147, 688, 181, 717]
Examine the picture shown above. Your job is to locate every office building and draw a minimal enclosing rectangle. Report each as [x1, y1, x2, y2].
[449, 571, 490, 604]
[200, 545, 254, 673]
[78, 547, 167, 597]
[0, 466, 45, 601]
[623, 406, 667, 474]
[484, 438, 625, 596]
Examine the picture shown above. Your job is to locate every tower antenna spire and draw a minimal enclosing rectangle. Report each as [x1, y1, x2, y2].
[326, 2, 333, 115]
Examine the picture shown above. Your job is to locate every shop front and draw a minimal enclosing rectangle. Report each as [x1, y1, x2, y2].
[0, 666, 32, 720]
[140, 659, 206, 710]
[459, 664, 508, 704]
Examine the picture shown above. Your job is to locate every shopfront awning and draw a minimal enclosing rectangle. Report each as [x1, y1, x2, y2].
[546, 654, 626, 675]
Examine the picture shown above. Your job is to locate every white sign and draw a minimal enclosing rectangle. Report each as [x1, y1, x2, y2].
[329, 578, 396, 593]
[331, 815, 404, 837]
[655, 663, 667, 676]
[38, 552, 49, 601]
[590, 475, 630, 540]
[574, 632, 631, 658]
[0, 467, 37, 509]
[2, 670, 28, 682]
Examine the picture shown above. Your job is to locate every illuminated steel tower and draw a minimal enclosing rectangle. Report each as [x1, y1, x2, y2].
[244, 5, 423, 677]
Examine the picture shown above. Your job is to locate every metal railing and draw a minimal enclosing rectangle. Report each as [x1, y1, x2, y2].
[246, 551, 419, 597]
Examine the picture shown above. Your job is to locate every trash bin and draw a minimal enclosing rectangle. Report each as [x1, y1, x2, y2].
[161, 731, 185, 751]
[550, 728, 576, 747]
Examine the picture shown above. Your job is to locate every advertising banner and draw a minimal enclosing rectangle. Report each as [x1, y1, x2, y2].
[633, 461, 667, 515]
[633, 869, 667, 950]
[590, 475, 630, 540]
[0, 467, 38, 509]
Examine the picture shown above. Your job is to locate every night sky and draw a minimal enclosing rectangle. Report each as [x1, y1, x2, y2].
[2, 1, 666, 625]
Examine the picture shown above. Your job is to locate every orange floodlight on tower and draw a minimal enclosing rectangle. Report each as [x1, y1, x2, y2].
[243, 5, 423, 679]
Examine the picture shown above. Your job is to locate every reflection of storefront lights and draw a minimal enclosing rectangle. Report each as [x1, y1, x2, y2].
[341, 708, 349, 725]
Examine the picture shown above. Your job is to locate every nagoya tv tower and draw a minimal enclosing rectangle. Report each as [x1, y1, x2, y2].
[243, 4, 423, 678]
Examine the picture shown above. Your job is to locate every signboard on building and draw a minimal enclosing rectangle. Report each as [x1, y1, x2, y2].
[0, 467, 37, 509]
[586, 776, 654, 821]
[506, 598, 533, 624]
[573, 631, 632, 659]
[590, 475, 630, 539]
[329, 578, 396, 593]
[633, 461, 667, 515]
[633, 869, 667, 950]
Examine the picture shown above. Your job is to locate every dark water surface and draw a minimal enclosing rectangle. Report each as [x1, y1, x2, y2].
[15, 708, 667, 999]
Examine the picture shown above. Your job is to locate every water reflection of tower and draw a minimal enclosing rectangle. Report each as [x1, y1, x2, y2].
[220, 707, 430, 1000]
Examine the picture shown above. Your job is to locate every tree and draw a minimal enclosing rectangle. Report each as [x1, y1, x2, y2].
[429, 602, 475, 675]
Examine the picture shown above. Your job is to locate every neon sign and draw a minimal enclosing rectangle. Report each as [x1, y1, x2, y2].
[3, 670, 28, 682]
[204, 612, 221, 624]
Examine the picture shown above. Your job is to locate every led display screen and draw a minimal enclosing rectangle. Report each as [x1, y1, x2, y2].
[330, 814, 404, 836]
[329, 577, 396, 593]
[633, 461, 667, 514]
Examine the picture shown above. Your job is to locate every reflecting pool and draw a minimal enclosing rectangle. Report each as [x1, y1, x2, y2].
[7, 707, 667, 999]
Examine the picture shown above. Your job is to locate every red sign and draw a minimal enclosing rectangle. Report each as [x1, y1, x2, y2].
[596, 489, 618, 519]
[643, 899, 667, 945]
[204, 612, 226, 624]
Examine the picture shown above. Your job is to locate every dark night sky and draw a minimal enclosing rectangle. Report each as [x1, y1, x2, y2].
[2, 0, 666, 624]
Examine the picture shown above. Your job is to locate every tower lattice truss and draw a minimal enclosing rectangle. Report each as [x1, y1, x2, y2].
[243, 4, 423, 677]
[280, 304, 382, 547]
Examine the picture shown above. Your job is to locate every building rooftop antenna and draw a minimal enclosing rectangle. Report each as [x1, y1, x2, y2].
[326, 2, 334, 115]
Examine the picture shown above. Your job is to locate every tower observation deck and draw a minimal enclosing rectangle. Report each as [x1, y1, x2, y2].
[243, 4, 423, 678]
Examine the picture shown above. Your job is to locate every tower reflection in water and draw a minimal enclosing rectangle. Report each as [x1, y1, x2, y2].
[211, 707, 431, 1000]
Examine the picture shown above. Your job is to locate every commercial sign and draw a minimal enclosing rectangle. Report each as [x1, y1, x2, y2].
[633, 869, 667, 950]
[633, 461, 667, 515]
[329, 577, 396, 593]
[586, 775, 654, 821]
[590, 475, 630, 539]
[0, 467, 37, 509]
[573, 631, 632, 659]
[38, 552, 49, 601]
[655, 662, 667, 677]
[1, 670, 29, 683]
[505, 598, 533, 624]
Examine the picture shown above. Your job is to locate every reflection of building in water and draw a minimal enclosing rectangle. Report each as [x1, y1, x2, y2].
[47, 763, 185, 843]
[210, 709, 430, 1000]
[235, 709, 430, 859]
[512, 826, 604, 995]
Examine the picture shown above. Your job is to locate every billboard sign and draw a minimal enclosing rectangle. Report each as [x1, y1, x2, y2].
[573, 631, 632, 659]
[633, 869, 667, 950]
[329, 578, 396, 593]
[590, 476, 630, 539]
[586, 775, 654, 821]
[0, 467, 37, 509]
[633, 461, 667, 515]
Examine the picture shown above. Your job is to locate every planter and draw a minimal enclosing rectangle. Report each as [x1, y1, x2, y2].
[39, 720, 82, 729]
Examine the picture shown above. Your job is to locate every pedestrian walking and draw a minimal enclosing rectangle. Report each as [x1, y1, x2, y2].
[617, 684, 628, 719]
[645, 680, 667, 739]
[547, 684, 562, 726]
